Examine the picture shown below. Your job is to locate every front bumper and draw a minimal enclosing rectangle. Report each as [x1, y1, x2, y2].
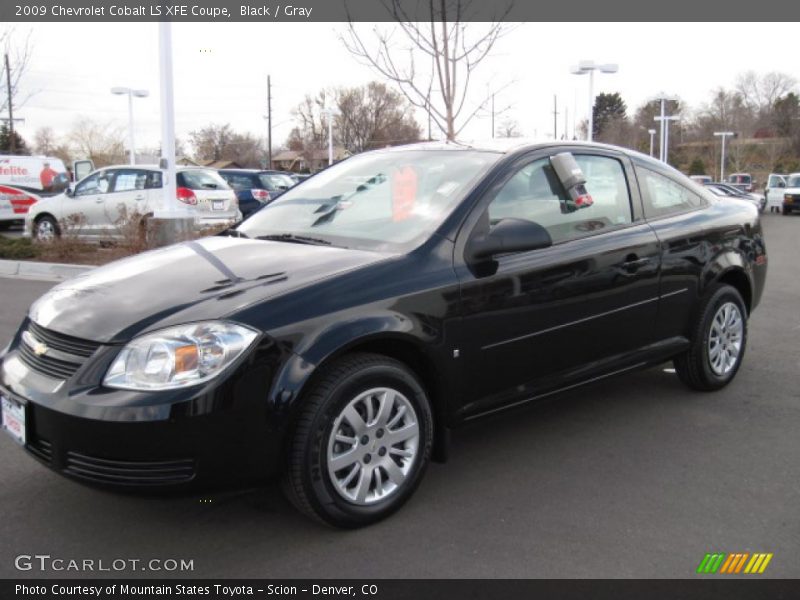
[0, 323, 290, 490]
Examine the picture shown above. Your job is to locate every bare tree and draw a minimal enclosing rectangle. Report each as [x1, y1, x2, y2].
[341, 0, 513, 140]
[735, 71, 797, 116]
[0, 27, 34, 115]
[189, 123, 263, 167]
[68, 117, 127, 166]
[33, 126, 56, 155]
[495, 117, 520, 138]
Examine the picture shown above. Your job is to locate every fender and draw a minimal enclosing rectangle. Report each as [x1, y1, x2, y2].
[266, 312, 455, 461]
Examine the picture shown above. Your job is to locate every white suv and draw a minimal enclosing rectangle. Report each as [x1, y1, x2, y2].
[25, 165, 240, 240]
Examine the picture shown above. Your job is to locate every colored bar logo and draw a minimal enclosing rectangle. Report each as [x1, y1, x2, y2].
[697, 553, 773, 574]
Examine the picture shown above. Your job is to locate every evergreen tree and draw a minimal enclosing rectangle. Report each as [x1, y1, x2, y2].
[0, 123, 30, 154]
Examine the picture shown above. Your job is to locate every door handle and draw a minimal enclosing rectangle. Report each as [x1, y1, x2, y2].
[621, 255, 651, 270]
[94, 198, 104, 203]
[135, 195, 144, 201]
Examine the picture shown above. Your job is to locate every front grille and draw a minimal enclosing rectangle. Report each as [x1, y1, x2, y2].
[64, 451, 196, 486]
[16, 321, 101, 380]
[27, 321, 101, 358]
[18, 342, 82, 379]
[26, 438, 53, 463]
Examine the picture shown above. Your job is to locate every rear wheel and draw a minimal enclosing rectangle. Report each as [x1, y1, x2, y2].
[283, 353, 433, 528]
[674, 284, 747, 391]
[33, 215, 60, 241]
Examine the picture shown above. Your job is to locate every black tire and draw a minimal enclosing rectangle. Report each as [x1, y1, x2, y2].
[283, 352, 433, 528]
[32, 215, 60, 240]
[674, 284, 748, 391]
[783, 206, 790, 215]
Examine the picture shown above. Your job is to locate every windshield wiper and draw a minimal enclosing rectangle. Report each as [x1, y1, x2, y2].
[256, 233, 332, 246]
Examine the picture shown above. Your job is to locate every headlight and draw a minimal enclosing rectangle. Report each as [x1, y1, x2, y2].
[104, 321, 258, 391]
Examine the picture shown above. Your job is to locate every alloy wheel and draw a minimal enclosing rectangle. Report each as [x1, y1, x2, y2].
[707, 301, 744, 376]
[326, 387, 420, 506]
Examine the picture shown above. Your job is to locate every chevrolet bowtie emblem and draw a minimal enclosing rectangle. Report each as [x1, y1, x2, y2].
[22, 330, 48, 356]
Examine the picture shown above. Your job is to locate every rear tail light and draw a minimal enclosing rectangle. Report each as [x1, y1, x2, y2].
[176, 187, 197, 205]
[251, 189, 271, 201]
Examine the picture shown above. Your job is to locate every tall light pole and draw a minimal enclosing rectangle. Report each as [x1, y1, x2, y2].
[654, 115, 681, 163]
[648, 128, 656, 157]
[570, 60, 618, 142]
[111, 86, 149, 164]
[714, 131, 735, 182]
[324, 106, 339, 166]
[649, 92, 678, 161]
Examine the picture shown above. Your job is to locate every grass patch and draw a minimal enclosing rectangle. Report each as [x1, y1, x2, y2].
[0, 235, 41, 260]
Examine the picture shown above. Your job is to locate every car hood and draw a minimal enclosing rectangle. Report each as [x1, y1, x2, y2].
[29, 236, 389, 343]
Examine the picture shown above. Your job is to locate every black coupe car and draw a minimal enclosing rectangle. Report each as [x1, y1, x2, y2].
[0, 140, 767, 527]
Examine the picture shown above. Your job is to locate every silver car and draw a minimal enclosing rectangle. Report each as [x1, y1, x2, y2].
[25, 165, 240, 241]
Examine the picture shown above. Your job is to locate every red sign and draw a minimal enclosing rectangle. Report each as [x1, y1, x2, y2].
[392, 166, 418, 222]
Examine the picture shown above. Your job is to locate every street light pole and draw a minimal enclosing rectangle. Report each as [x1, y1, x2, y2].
[649, 92, 678, 162]
[648, 128, 656, 157]
[111, 86, 149, 164]
[713, 131, 735, 182]
[569, 60, 618, 142]
[655, 115, 681, 164]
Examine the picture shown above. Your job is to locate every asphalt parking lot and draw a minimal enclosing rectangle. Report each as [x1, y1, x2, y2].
[0, 213, 798, 579]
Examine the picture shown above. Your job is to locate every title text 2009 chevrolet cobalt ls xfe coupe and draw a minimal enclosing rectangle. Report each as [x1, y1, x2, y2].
[1, 141, 766, 527]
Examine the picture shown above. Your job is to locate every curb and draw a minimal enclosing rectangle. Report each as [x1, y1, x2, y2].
[0, 259, 95, 282]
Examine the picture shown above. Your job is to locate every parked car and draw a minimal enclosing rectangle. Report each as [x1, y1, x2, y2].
[25, 165, 240, 241]
[689, 175, 712, 185]
[0, 140, 766, 527]
[764, 173, 787, 212]
[779, 173, 800, 215]
[0, 185, 40, 230]
[726, 173, 754, 192]
[217, 169, 293, 219]
[704, 182, 765, 212]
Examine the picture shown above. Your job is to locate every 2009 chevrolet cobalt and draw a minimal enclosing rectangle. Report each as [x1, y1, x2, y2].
[0, 140, 766, 527]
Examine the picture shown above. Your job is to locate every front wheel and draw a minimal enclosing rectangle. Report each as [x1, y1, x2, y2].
[283, 353, 433, 528]
[33, 215, 60, 241]
[674, 284, 748, 391]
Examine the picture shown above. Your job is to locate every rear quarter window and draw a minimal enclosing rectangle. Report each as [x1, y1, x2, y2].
[638, 167, 708, 219]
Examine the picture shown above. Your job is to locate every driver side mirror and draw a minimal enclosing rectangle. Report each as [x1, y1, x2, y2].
[467, 218, 552, 262]
[66, 188, 74, 198]
[778, 181, 786, 188]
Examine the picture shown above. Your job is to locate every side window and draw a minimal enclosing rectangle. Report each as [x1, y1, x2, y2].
[638, 167, 707, 219]
[111, 169, 148, 193]
[74, 171, 112, 196]
[147, 171, 163, 189]
[486, 155, 633, 244]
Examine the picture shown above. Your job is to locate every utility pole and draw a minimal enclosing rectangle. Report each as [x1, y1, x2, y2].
[5, 54, 16, 154]
[426, 93, 431, 140]
[552, 95, 559, 139]
[564, 106, 568, 141]
[267, 74, 272, 169]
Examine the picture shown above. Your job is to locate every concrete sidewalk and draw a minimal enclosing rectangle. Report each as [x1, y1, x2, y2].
[0, 259, 93, 282]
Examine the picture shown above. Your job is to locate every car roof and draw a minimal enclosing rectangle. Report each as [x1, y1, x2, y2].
[93, 164, 214, 172]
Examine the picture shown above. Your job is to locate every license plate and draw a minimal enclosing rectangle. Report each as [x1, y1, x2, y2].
[212, 200, 225, 211]
[0, 199, 12, 218]
[1, 393, 26, 445]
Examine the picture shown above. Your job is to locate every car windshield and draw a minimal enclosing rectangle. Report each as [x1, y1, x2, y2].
[787, 175, 800, 187]
[179, 169, 230, 190]
[236, 149, 501, 252]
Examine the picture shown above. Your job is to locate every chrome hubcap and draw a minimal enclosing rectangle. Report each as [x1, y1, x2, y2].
[708, 302, 744, 376]
[36, 220, 55, 240]
[326, 387, 419, 506]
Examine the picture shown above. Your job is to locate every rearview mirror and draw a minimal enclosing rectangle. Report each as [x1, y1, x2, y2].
[468, 218, 552, 262]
